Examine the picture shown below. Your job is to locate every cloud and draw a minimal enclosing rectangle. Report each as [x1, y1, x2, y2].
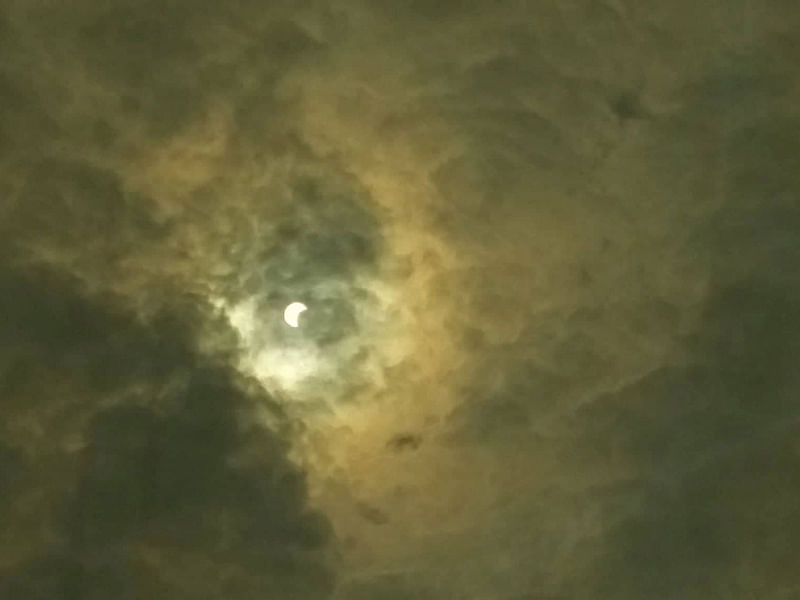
[571, 278, 800, 599]
[334, 571, 437, 600]
[2, 0, 800, 598]
[288, 3, 800, 598]
[0, 260, 333, 597]
[0, 3, 377, 595]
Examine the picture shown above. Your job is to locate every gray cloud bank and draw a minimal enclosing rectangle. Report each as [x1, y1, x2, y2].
[0, 262, 332, 598]
[2, 0, 800, 598]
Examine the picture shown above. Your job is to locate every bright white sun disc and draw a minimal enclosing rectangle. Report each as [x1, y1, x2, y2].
[283, 302, 307, 328]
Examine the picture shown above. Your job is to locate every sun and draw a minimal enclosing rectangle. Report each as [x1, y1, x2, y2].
[283, 302, 308, 328]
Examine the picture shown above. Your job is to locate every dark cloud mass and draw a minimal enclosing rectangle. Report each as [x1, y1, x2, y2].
[1, 0, 800, 598]
[0, 263, 331, 598]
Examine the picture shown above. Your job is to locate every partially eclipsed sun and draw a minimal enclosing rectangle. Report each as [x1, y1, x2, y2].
[283, 302, 308, 328]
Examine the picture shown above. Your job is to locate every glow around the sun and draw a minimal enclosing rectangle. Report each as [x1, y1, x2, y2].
[212, 296, 323, 392]
[211, 276, 409, 402]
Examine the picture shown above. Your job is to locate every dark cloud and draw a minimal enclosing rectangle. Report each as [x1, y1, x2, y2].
[0, 553, 143, 600]
[386, 433, 421, 452]
[0, 444, 24, 496]
[609, 90, 649, 123]
[573, 280, 800, 599]
[0, 261, 332, 597]
[354, 501, 390, 525]
[0, 2, 365, 594]
[334, 572, 437, 600]
[62, 1, 319, 138]
[418, 7, 800, 598]
[6, 159, 164, 267]
[558, 66, 800, 595]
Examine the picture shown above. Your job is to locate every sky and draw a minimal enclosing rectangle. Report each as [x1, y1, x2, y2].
[1, 1, 799, 598]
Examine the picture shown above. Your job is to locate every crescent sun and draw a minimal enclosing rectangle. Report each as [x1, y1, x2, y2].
[283, 302, 308, 328]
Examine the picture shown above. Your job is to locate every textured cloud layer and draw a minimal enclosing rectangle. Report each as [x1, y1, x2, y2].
[0, 262, 332, 598]
[2, 1, 800, 598]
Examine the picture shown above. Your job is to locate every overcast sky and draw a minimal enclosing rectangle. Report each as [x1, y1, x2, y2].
[1, 1, 799, 598]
